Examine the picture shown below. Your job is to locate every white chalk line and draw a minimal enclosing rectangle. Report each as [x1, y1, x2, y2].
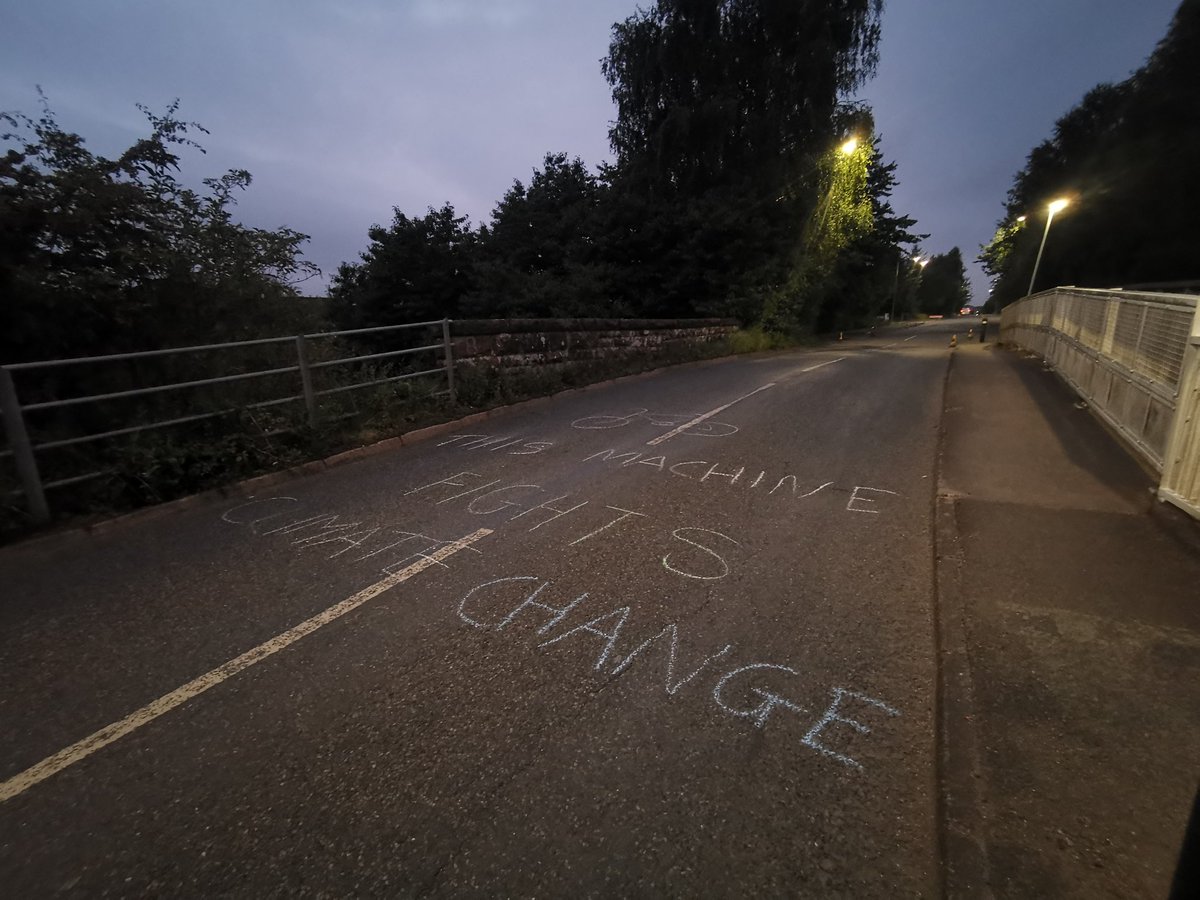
[646, 383, 776, 446]
[0, 527, 493, 805]
[800, 357, 845, 373]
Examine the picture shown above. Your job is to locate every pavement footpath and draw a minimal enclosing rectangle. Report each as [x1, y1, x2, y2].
[937, 336, 1200, 898]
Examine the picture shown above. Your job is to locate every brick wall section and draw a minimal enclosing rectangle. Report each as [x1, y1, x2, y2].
[451, 318, 738, 370]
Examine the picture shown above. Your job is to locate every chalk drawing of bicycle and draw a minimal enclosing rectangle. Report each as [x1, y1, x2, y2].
[570, 408, 739, 437]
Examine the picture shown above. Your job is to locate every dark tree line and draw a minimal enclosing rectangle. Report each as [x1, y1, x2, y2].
[332, 0, 929, 336]
[981, 0, 1199, 309]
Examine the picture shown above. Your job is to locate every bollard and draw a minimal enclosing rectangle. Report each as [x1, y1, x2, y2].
[838, 332, 844, 341]
[980, 317, 988, 343]
[950, 334, 958, 348]
[968, 327, 974, 338]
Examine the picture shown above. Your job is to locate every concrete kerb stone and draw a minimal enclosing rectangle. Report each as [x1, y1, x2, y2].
[332, 435, 405, 463]
[933, 494, 994, 899]
[2, 349, 754, 556]
[933, 347, 994, 899]
[399, 421, 466, 446]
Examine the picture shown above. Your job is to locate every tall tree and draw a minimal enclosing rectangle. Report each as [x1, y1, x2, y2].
[602, 0, 882, 195]
[599, 0, 886, 328]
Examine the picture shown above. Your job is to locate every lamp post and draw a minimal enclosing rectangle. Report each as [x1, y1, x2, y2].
[1027, 198, 1069, 296]
[916, 257, 929, 315]
[891, 255, 926, 322]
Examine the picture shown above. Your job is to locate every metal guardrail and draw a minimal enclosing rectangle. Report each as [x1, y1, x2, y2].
[0, 319, 456, 524]
[1001, 287, 1200, 518]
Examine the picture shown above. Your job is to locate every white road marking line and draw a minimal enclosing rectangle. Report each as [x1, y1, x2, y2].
[800, 357, 845, 373]
[0, 527, 493, 804]
[645, 383, 776, 446]
[904, 335, 917, 341]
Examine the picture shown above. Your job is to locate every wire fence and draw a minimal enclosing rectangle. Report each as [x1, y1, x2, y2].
[0, 319, 455, 524]
[1001, 286, 1200, 518]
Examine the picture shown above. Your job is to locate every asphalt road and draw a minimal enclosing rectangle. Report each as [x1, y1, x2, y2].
[0, 325, 954, 896]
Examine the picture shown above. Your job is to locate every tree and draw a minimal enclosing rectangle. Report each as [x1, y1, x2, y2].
[602, 0, 882, 197]
[859, 140, 926, 322]
[598, 0, 886, 328]
[982, 0, 1200, 306]
[466, 152, 616, 318]
[0, 95, 319, 363]
[762, 121, 924, 333]
[915, 247, 970, 316]
[328, 203, 476, 332]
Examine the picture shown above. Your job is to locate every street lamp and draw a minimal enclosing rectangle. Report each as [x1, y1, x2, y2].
[1027, 198, 1070, 295]
[891, 255, 928, 322]
[776, 136, 863, 202]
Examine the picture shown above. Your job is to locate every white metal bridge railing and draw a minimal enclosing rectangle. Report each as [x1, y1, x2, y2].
[1000, 287, 1200, 519]
[0, 319, 456, 525]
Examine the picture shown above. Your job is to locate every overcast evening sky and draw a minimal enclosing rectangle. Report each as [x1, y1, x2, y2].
[0, 0, 1184, 304]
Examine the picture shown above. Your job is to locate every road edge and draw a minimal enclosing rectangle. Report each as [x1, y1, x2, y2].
[933, 348, 995, 899]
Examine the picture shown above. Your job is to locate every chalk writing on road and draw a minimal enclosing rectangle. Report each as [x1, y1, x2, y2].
[221, 497, 484, 574]
[221, 488, 741, 582]
[218, 491, 903, 768]
[572, 408, 739, 437]
[456, 574, 901, 769]
[582, 449, 900, 513]
[407, 472, 740, 579]
[436, 434, 554, 454]
[422, 432, 902, 515]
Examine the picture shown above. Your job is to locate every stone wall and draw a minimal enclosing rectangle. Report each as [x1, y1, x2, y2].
[450, 318, 738, 371]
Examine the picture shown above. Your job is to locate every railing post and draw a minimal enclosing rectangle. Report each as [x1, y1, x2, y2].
[0, 366, 50, 524]
[1133, 304, 1148, 359]
[1100, 301, 1119, 357]
[441, 318, 456, 402]
[295, 336, 318, 427]
[1159, 301, 1200, 513]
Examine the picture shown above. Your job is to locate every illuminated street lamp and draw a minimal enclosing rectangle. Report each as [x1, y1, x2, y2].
[1027, 198, 1070, 295]
[776, 136, 862, 202]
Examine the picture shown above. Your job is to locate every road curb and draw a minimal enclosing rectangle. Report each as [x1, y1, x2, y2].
[933, 349, 995, 899]
[1, 349, 751, 557]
